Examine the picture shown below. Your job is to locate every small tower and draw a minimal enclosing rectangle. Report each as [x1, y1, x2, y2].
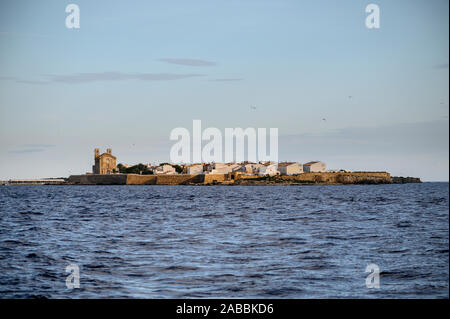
[106, 148, 112, 155]
[94, 148, 100, 158]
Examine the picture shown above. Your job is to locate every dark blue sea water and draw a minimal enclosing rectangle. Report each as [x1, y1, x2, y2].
[0, 183, 448, 298]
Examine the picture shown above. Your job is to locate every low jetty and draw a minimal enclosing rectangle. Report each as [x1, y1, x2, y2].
[66, 172, 421, 185]
[4, 178, 66, 185]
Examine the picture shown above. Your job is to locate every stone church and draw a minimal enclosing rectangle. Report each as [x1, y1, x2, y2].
[92, 148, 117, 174]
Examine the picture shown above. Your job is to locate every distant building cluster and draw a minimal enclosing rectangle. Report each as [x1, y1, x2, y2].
[144, 161, 329, 176]
[92, 148, 340, 176]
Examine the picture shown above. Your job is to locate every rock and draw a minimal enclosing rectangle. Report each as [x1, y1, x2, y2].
[391, 176, 421, 184]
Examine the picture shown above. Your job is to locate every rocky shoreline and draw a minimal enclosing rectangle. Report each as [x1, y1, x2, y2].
[391, 176, 422, 184]
[65, 171, 421, 186]
[220, 175, 422, 186]
[3, 172, 422, 186]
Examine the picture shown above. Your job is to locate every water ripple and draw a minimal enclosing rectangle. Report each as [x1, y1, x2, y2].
[0, 183, 448, 298]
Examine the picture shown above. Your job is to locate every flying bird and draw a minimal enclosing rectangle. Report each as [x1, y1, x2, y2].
[250, 105, 257, 110]
[322, 118, 327, 121]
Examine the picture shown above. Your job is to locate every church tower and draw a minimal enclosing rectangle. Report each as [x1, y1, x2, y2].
[92, 148, 117, 174]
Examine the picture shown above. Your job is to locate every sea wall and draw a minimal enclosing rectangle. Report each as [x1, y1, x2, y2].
[280, 172, 391, 184]
[126, 175, 157, 185]
[236, 172, 391, 184]
[204, 174, 228, 184]
[68, 174, 203, 185]
[155, 174, 204, 185]
[68, 171, 392, 185]
[68, 174, 128, 185]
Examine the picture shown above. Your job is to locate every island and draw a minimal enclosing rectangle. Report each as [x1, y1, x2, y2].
[2, 148, 422, 186]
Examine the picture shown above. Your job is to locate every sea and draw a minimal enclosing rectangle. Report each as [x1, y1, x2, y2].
[0, 183, 448, 298]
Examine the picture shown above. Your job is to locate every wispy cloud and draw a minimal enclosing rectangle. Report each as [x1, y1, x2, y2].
[158, 58, 217, 66]
[16, 80, 48, 85]
[9, 144, 55, 154]
[208, 78, 243, 82]
[9, 148, 45, 154]
[280, 120, 449, 156]
[0, 76, 17, 81]
[44, 72, 204, 84]
[1, 72, 205, 85]
[434, 63, 449, 69]
[0, 76, 48, 85]
[21, 144, 56, 148]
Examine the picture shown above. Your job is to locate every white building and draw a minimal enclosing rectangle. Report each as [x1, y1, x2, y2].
[278, 162, 303, 175]
[229, 164, 246, 172]
[208, 163, 232, 174]
[303, 161, 326, 173]
[154, 164, 177, 175]
[209, 163, 227, 170]
[258, 163, 279, 176]
[186, 164, 204, 175]
[209, 167, 232, 174]
[244, 163, 263, 174]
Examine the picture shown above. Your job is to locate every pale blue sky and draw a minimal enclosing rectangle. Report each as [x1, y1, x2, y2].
[0, 0, 448, 180]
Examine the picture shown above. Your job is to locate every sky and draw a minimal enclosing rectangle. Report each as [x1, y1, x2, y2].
[0, 0, 448, 181]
